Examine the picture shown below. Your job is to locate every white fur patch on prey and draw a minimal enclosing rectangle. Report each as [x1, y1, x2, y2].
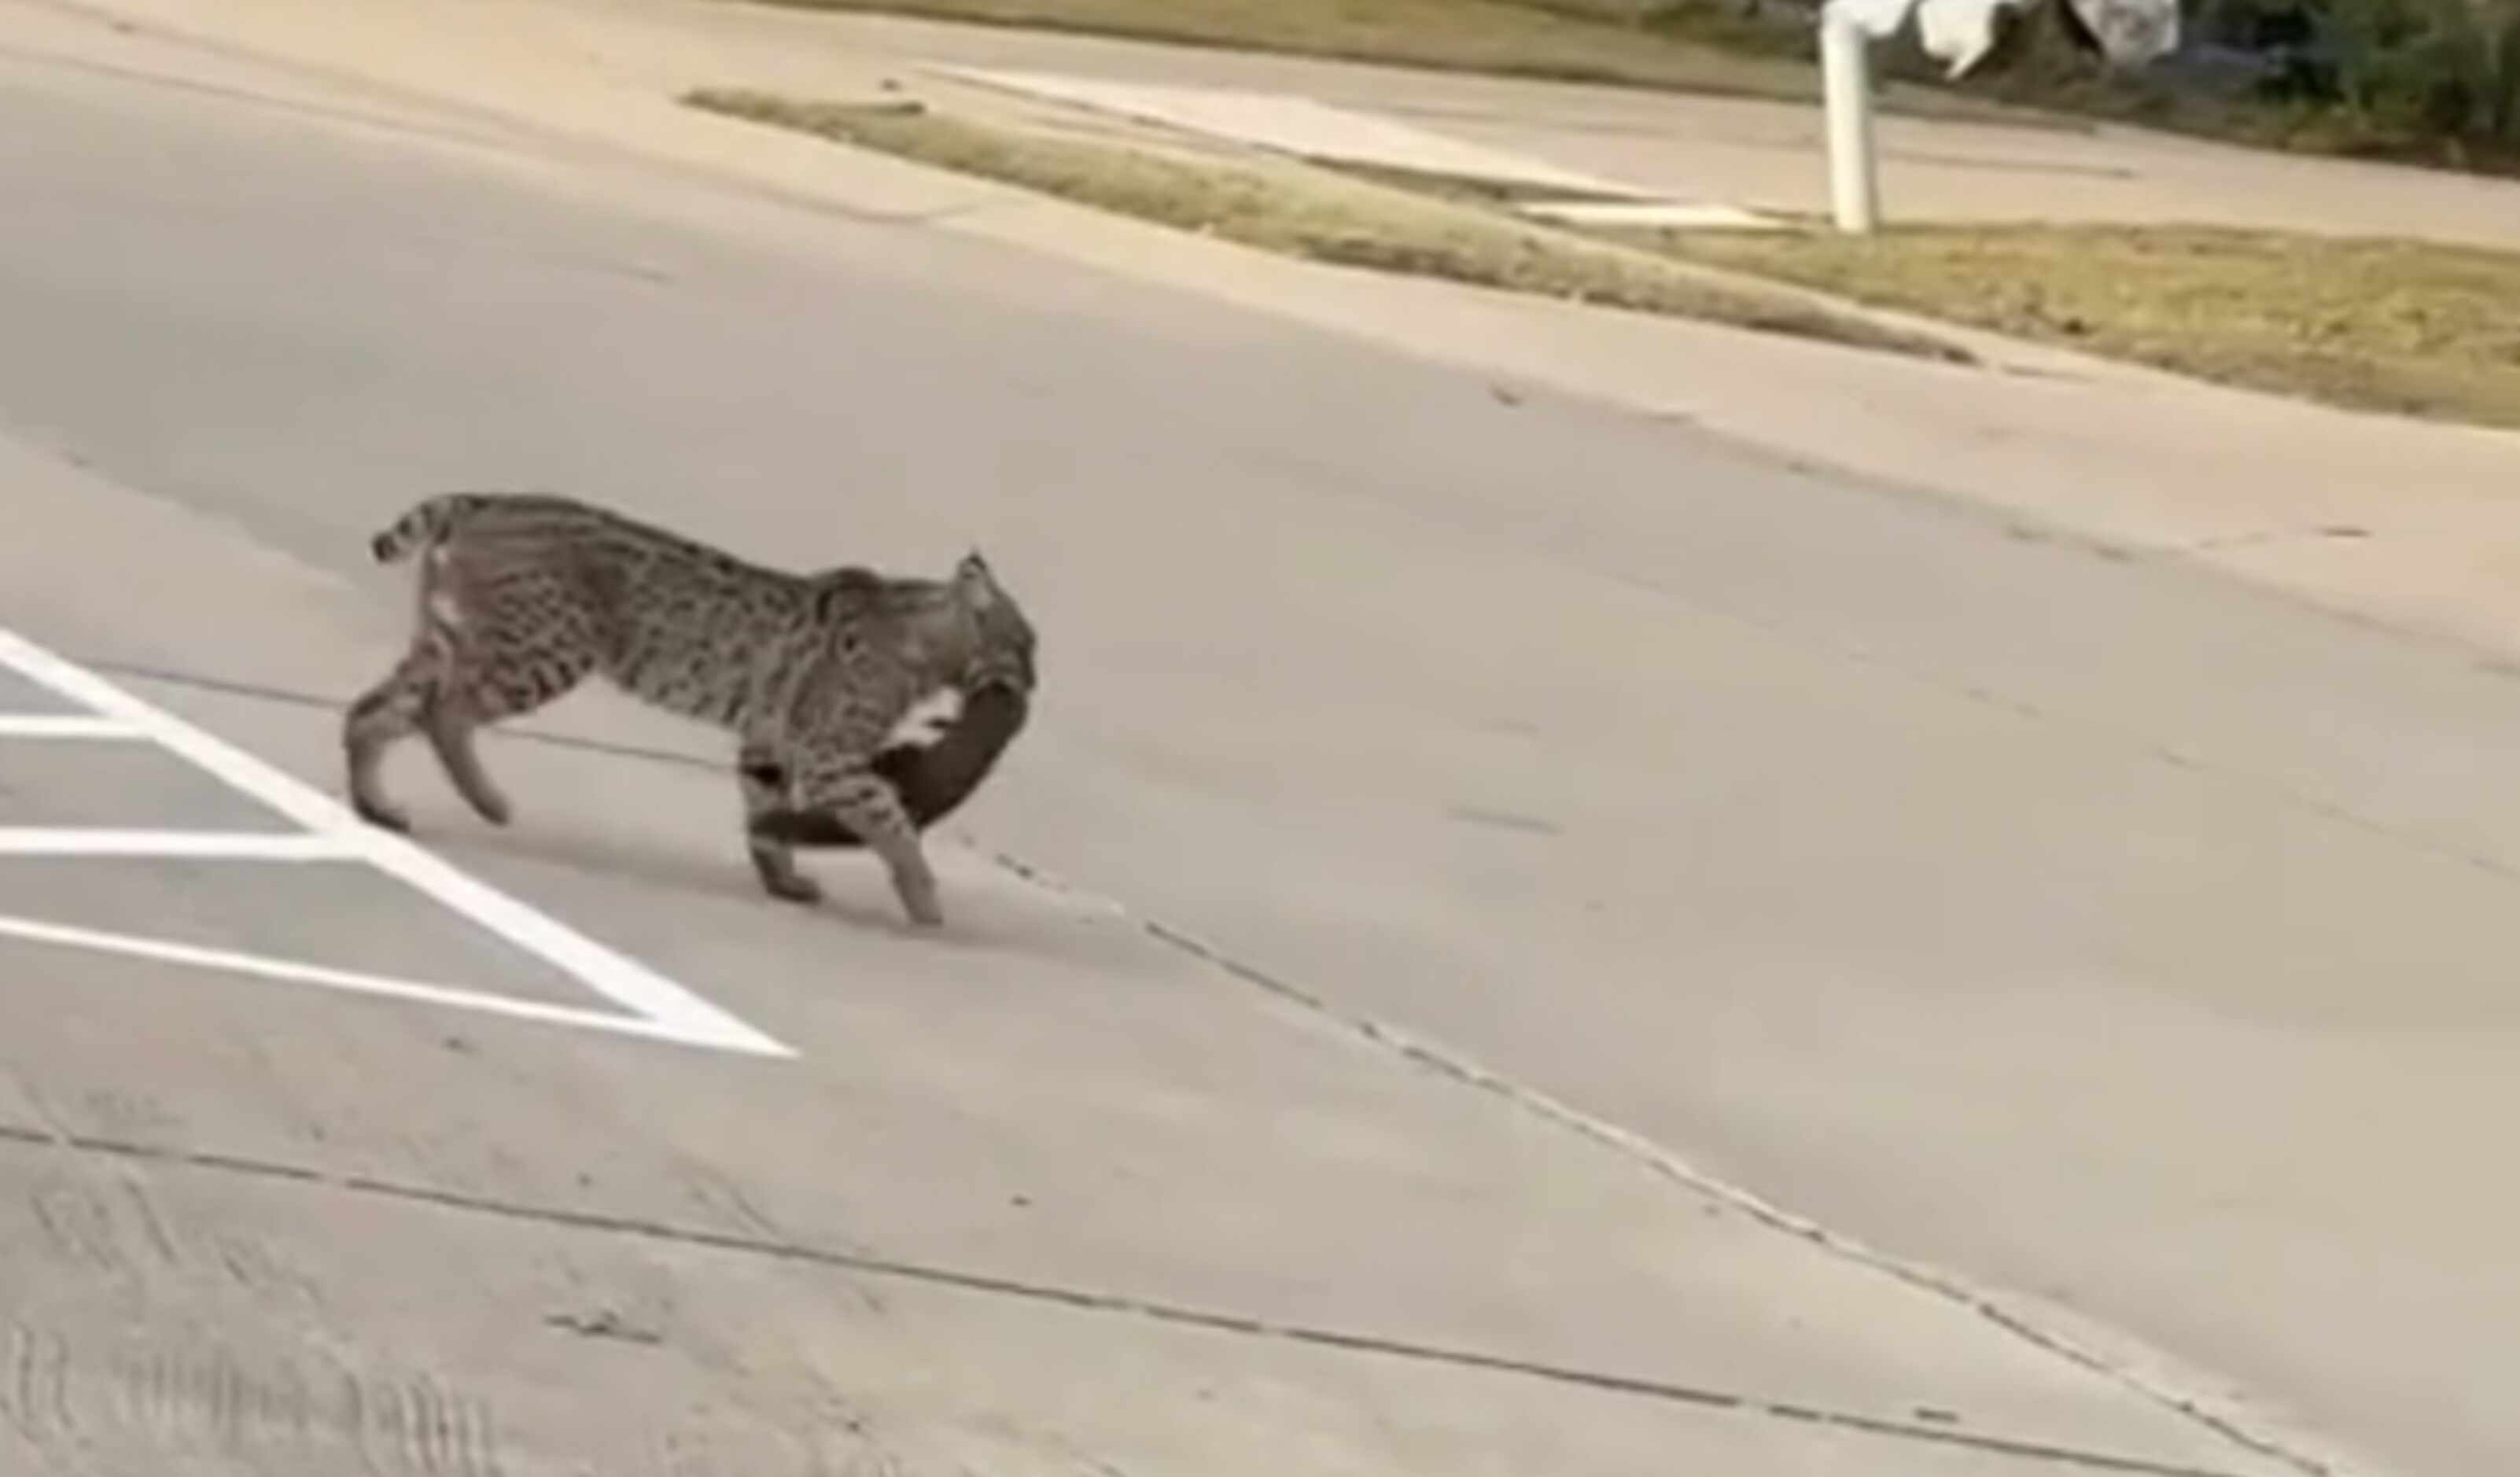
[883, 687, 964, 750]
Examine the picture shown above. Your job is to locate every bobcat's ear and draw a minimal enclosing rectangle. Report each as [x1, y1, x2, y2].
[954, 547, 1000, 609]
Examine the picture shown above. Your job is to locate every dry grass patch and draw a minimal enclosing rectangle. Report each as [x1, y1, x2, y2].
[1650, 225, 2520, 429]
[686, 88, 1974, 364]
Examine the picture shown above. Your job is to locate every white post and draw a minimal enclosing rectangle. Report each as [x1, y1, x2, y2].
[1819, 7, 1880, 234]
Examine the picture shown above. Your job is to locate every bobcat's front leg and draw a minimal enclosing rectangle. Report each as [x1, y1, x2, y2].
[794, 752, 942, 928]
[738, 740, 820, 904]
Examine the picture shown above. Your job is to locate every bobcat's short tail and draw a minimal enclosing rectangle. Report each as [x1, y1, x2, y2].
[370, 494, 477, 564]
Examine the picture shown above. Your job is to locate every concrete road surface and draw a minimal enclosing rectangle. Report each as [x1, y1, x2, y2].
[0, 15, 2509, 1477]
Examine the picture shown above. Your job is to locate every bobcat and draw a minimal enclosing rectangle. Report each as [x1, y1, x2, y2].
[343, 492, 1037, 927]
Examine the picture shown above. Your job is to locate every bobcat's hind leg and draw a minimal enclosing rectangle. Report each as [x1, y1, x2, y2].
[425, 647, 597, 828]
[343, 646, 440, 834]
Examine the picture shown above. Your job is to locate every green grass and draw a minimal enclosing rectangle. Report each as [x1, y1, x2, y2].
[685, 88, 1975, 363]
[1652, 224, 2520, 427]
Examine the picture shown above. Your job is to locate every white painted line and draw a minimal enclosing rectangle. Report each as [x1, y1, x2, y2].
[0, 714, 146, 739]
[0, 629, 790, 1058]
[0, 829, 356, 860]
[0, 913, 739, 1048]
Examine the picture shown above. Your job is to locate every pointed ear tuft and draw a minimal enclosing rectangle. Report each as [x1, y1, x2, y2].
[954, 547, 1000, 607]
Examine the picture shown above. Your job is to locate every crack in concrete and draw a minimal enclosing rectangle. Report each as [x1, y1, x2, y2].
[1111, 915, 2338, 1477]
[0, 1123, 2246, 1477]
[2184, 525, 2375, 556]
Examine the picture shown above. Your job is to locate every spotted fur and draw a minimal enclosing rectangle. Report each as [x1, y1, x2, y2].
[344, 492, 1037, 926]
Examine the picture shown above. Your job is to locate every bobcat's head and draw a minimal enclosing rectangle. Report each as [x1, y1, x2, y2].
[952, 549, 1037, 694]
